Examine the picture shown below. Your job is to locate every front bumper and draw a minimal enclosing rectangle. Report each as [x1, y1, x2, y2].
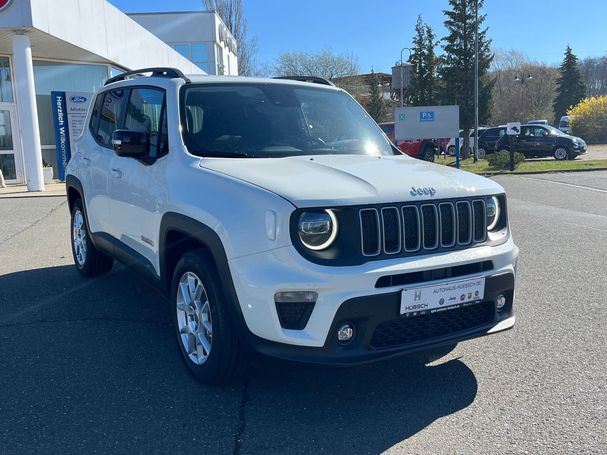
[228, 237, 518, 363]
[246, 273, 515, 365]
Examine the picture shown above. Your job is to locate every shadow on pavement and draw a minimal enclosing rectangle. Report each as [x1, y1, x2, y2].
[0, 265, 478, 454]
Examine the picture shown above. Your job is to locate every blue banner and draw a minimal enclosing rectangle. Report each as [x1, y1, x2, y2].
[51, 91, 71, 181]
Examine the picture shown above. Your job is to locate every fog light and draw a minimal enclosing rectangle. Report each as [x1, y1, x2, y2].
[496, 294, 507, 311]
[337, 323, 355, 344]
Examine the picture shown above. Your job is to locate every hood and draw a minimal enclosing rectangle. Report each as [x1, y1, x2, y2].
[199, 154, 504, 208]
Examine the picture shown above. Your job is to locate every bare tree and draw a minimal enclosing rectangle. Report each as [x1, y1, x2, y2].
[581, 55, 607, 97]
[490, 49, 558, 125]
[274, 48, 359, 80]
[203, 0, 258, 76]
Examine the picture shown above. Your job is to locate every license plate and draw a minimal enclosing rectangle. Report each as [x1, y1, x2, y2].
[400, 277, 486, 317]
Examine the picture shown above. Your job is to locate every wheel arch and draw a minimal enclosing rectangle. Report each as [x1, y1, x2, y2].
[159, 212, 249, 338]
[65, 174, 84, 212]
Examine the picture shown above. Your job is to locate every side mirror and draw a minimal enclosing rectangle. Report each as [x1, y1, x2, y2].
[112, 130, 149, 158]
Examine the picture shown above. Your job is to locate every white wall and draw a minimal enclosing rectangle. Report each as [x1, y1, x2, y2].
[0, 0, 205, 74]
[129, 12, 216, 43]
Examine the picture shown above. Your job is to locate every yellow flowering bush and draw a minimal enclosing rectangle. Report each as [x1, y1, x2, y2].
[568, 96, 607, 144]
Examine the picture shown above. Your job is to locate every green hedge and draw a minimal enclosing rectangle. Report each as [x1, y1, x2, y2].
[487, 151, 525, 169]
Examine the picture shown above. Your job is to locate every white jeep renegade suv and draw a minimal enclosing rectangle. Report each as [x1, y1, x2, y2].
[66, 68, 518, 385]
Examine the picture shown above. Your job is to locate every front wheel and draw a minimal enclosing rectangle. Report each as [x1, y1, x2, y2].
[447, 145, 455, 156]
[70, 199, 113, 277]
[553, 146, 569, 161]
[172, 250, 245, 385]
[477, 148, 487, 159]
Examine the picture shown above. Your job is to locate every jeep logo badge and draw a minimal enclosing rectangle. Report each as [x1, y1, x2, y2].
[410, 186, 437, 197]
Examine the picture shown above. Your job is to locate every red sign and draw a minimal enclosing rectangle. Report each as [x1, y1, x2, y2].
[0, 0, 13, 12]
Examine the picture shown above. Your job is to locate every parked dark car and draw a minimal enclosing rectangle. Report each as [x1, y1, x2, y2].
[478, 126, 506, 157]
[495, 124, 587, 160]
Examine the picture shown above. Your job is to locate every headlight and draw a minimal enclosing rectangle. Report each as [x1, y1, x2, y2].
[486, 196, 500, 231]
[298, 210, 338, 250]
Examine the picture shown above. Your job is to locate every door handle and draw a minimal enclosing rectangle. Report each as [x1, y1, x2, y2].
[111, 168, 122, 179]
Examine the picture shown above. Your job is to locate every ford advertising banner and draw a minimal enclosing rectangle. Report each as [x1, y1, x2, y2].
[51, 91, 93, 181]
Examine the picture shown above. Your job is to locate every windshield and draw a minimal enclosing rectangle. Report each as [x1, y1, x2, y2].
[181, 83, 395, 158]
[544, 125, 565, 135]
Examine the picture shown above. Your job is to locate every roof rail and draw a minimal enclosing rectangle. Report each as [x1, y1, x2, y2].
[272, 76, 334, 86]
[104, 67, 191, 86]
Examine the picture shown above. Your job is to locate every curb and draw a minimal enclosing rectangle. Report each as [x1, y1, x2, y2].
[479, 167, 607, 176]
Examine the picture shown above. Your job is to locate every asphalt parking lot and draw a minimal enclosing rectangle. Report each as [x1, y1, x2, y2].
[1, 172, 606, 454]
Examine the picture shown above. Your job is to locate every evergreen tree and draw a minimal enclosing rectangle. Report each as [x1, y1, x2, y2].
[423, 23, 438, 105]
[553, 46, 586, 122]
[367, 72, 387, 122]
[409, 16, 438, 106]
[438, 0, 493, 158]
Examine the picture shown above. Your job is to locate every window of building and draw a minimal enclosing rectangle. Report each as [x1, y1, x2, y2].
[191, 43, 210, 73]
[0, 57, 13, 103]
[32, 60, 109, 166]
[96, 89, 125, 147]
[215, 44, 225, 75]
[171, 43, 211, 73]
[171, 43, 191, 60]
[124, 87, 167, 158]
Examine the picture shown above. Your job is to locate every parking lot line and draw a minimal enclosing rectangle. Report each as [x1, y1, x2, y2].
[518, 175, 607, 194]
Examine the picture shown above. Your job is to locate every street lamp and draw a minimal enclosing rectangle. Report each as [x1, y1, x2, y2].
[400, 47, 412, 107]
[514, 73, 533, 122]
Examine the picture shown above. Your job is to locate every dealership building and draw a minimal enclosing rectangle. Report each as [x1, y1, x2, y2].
[0, 0, 237, 190]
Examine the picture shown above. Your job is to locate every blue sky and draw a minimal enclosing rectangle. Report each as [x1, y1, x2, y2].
[111, 0, 607, 73]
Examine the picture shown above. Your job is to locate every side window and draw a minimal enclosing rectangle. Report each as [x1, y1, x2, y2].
[97, 89, 125, 148]
[521, 126, 532, 137]
[124, 87, 167, 158]
[88, 94, 103, 137]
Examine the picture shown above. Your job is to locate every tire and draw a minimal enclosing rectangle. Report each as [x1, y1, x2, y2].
[477, 148, 487, 159]
[422, 145, 435, 162]
[70, 199, 113, 277]
[553, 146, 569, 161]
[447, 145, 455, 156]
[171, 250, 245, 385]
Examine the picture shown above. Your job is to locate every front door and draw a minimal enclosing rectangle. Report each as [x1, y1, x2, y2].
[0, 103, 24, 184]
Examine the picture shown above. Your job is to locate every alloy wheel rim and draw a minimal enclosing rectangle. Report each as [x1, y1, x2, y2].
[176, 272, 213, 365]
[555, 148, 567, 159]
[72, 209, 87, 266]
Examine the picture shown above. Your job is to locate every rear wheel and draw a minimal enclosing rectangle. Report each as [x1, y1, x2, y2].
[70, 199, 113, 277]
[478, 148, 487, 159]
[553, 146, 569, 161]
[171, 250, 245, 385]
[421, 145, 435, 162]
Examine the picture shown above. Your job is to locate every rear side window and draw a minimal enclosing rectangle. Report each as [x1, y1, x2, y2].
[88, 94, 103, 137]
[96, 89, 125, 147]
[124, 87, 167, 158]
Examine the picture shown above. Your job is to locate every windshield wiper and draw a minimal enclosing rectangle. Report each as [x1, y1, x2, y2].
[198, 150, 250, 158]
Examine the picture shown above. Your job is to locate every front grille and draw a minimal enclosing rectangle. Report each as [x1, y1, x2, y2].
[360, 198, 487, 258]
[370, 301, 495, 349]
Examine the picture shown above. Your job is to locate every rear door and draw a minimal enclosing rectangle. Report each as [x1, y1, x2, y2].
[84, 89, 126, 234]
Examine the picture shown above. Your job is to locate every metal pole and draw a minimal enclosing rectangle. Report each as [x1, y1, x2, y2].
[399, 47, 411, 107]
[473, 0, 479, 162]
[400, 48, 404, 108]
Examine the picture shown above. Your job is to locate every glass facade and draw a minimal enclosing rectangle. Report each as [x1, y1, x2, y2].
[32, 60, 109, 169]
[171, 42, 211, 73]
[0, 57, 13, 103]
